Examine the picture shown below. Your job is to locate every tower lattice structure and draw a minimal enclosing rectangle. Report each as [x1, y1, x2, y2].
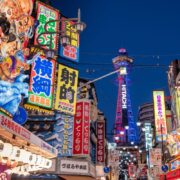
[112, 48, 138, 145]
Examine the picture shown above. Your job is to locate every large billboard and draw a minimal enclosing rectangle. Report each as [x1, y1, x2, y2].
[72, 100, 90, 156]
[55, 64, 78, 115]
[59, 17, 80, 62]
[28, 56, 56, 109]
[153, 91, 167, 142]
[34, 2, 59, 51]
[96, 121, 105, 164]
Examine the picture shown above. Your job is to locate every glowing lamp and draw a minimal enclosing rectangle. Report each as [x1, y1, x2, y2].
[74, 22, 86, 33]
[60, 35, 70, 46]
[125, 126, 129, 130]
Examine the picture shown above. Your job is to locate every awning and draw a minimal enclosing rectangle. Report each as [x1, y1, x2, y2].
[59, 175, 96, 180]
[0, 114, 57, 158]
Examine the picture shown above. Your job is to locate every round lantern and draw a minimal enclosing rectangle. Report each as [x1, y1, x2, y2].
[0, 142, 13, 158]
[44, 159, 52, 169]
[10, 146, 21, 161]
[29, 153, 37, 165]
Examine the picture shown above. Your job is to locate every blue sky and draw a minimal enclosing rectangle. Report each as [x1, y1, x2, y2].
[52, 0, 180, 136]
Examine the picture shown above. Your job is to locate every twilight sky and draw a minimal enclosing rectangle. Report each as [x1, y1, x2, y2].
[52, 0, 180, 137]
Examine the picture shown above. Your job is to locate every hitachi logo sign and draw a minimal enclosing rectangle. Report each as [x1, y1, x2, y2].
[122, 84, 127, 109]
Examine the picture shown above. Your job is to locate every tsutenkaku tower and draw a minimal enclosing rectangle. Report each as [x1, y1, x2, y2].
[113, 48, 138, 145]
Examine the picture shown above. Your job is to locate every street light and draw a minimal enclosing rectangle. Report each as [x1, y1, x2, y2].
[136, 122, 141, 126]
[36, 8, 86, 49]
[125, 126, 129, 130]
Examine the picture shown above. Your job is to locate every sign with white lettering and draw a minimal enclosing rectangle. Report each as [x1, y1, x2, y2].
[122, 84, 127, 109]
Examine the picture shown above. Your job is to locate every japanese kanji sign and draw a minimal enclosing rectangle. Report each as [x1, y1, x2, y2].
[59, 17, 80, 62]
[55, 64, 78, 115]
[60, 159, 89, 174]
[28, 55, 55, 108]
[73, 100, 90, 156]
[34, 2, 59, 51]
[153, 91, 167, 142]
[58, 114, 74, 157]
[96, 121, 105, 164]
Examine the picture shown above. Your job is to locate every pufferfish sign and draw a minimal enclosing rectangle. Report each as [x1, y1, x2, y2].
[0, 0, 35, 121]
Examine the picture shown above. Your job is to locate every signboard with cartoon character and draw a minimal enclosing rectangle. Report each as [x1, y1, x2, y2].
[0, 0, 36, 121]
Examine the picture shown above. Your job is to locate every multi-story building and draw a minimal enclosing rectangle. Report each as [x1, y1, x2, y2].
[138, 102, 154, 151]
[167, 60, 180, 128]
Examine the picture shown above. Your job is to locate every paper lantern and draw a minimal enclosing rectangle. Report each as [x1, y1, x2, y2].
[29, 153, 37, 165]
[35, 155, 42, 165]
[44, 159, 52, 169]
[19, 149, 28, 163]
[0, 142, 13, 158]
[10, 146, 21, 161]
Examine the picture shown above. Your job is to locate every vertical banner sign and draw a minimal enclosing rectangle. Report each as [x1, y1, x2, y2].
[28, 56, 55, 108]
[153, 91, 167, 141]
[83, 101, 90, 155]
[59, 114, 74, 156]
[144, 123, 152, 150]
[55, 64, 78, 115]
[96, 121, 105, 164]
[34, 2, 59, 51]
[73, 100, 90, 156]
[73, 101, 83, 155]
[59, 17, 80, 62]
[128, 165, 137, 178]
[121, 81, 128, 127]
[149, 148, 162, 166]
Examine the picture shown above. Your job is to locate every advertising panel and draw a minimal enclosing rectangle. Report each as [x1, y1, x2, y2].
[59, 17, 80, 62]
[153, 91, 167, 142]
[144, 123, 152, 150]
[121, 82, 128, 127]
[128, 165, 137, 178]
[149, 148, 162, 166]
[96, 121, 105, 164]
[60, 159, 89, 174]
[58, 114, 74, 156]
[175, 89, 180, 125]
[83, 101, 90, 155]
[28, 55, 55, 109]
[34, 2, 59, 51]
[73, 101, 83, 155]
[55, 64, 78, 115]
[72, 100, 90, 156]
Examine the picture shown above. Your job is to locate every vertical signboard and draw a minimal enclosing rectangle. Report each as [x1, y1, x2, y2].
[59, 17, 80, 62]
[58, 114, 74, 156]
[96, 121, 105, 164]
[153, 91, 167, 141]
[121, 81, 128, 127]
[73, 100, 90, 156]
[83, 101, 90, 155]
[34, 2, 59, 51]
[128, 165, 137, 178]
[144, 123, 152, 150]
[28, 56, 55, 108]
[55, 64, 78, 115]
[73, 101, 83, 155]
[149, 148, 162, 166]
